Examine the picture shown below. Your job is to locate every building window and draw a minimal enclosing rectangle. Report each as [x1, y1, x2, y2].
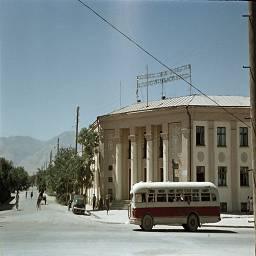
[240, 127, 248, 147]
[160, 168, 163, 182]
[196, 126, 205, 146]
[159, 133, 163, 158]
[108, 177, 113, 183]
[144, 168, 147, 182]
[218, 166, 227, 186]
[196, 166, 205, 182]
[240, 167, 249, 186]
[108, 165, 113, 171]
[217, 127, 226, 147]
[128, 140, 131, 159]
[220, 202, 227, 213]
[143, 137, 147, 159]
[241, 202, 247, 213]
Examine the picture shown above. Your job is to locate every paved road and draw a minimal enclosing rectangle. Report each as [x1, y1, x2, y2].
[0, 190, 254, 256]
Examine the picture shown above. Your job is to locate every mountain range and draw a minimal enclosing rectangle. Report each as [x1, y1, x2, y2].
[0, 131, 76, 175]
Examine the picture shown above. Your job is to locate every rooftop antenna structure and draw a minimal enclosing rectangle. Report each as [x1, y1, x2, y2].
[136, 64, 191, 102]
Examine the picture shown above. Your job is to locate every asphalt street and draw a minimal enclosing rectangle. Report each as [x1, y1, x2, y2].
[0, 190, 254, 256]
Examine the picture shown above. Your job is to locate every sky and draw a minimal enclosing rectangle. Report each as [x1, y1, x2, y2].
[0, 0, 249, 141]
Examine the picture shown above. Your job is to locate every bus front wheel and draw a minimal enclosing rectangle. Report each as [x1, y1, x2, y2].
[141, 215, 153, 231]
[186, 214, 199, 232]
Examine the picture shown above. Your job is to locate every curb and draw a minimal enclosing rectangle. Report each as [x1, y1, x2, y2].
[202, 224, 254, 229]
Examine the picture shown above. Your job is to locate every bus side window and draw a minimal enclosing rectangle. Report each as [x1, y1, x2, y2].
[148, 193, 155, 202]
[157, 194, 167, 202]
[135, 193, 142, 203]
[201, 193, 210, 201]
[184, 194, 191, 203]
[168, 193, 175, 202]
[211, 193, 217, 201]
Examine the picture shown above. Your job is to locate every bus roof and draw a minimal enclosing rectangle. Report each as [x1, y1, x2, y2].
[130, 181, 217, 194]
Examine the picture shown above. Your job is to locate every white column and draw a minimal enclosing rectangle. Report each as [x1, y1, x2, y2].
[146, 134, 153, 181]
[115, 137, 122, 200]
[129, 135, 138, 186]
[161, 133, 169, 181]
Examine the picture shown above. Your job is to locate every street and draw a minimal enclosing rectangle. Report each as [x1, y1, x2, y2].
[0, 190, 254, 256]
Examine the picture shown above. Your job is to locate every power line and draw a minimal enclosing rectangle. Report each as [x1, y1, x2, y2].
[76, 0, 250, 128]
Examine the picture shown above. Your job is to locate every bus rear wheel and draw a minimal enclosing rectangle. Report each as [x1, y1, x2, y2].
[186, 214, 199, 232]
[141, 215, 153, 231]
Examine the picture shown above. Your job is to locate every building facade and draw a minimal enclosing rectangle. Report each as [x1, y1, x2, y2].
[90, 95, 253, 213]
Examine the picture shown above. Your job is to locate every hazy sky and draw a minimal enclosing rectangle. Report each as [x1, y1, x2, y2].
[0, 0, 249, 140]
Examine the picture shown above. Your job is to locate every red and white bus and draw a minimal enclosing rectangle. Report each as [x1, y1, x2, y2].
[128, 181, 221, 231]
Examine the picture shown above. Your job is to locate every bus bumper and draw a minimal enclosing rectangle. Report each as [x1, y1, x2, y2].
[129, 218, 141, 225]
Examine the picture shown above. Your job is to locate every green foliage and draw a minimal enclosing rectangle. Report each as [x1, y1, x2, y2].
[35, 125, 99, 205]
[78, 126, 99, 164]
[0, 157, 30, 203]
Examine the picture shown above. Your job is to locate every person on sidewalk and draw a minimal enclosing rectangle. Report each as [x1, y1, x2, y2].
[92, 194, 96, 211]
[249, 197, 253, 214]
[15, 191, 19, 211]
[247, 196, 250, 215]
[30, 191, 33, 199]
[25, 191, 27, 198]
[105, 195, 110, 215]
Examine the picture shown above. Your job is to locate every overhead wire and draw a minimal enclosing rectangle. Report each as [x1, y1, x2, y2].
[76, 0, 251, 129]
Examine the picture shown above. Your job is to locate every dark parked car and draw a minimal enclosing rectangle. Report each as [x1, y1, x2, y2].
[72, 196, 85, 215]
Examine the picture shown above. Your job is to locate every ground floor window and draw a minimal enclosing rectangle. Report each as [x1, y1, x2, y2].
[241, 202, 247, 213]
[160, 168, 163, 182]
[144, 168, 147, 182]
[240, 167, 249, 186]
[218, 166, 227, 186]
[196, 166, 205, 182]
[220, 202, 227, 213]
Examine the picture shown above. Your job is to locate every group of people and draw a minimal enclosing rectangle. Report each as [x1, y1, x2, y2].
[15, 189, 47, 211]
[92, 194, 110, 214]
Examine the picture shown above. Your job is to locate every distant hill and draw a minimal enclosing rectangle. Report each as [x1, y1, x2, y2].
[0, 131, 76, 175]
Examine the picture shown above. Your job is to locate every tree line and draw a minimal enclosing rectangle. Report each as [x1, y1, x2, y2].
[0, 158, 30, 203]
[35, 126, 99, 205]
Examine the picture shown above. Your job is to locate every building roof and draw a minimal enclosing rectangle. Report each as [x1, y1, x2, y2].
[109, 95, 250, 116]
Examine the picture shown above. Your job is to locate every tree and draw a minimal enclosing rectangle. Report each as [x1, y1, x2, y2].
[0, 157, 30, 203]
[0, 158, 13, 203]
[78, 126, 99, 192]
[10, 166, 30, 191]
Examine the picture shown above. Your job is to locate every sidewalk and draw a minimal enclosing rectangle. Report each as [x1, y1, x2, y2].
[86, 205, 255, 228]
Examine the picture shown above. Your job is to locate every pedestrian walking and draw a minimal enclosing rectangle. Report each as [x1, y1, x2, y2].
[92, 194, 96, 211]
[36, 194, 42, 210]
[15, 191, 19, 211]
[25, 191, 27, 198]
[30, 191, 33, 199]
[99, 198, 103, 210]
[105, 195, 110, 215]
[249, 197, 253, 214]
[247, 196, 250, 215]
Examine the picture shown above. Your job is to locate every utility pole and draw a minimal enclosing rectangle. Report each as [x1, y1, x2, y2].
[146, 65, 149, 107]
[120, 81, 122, 109]
[57, 137, 59, 154]
[248, 3, 256, 250]
[49, 150, 52, 165]
[75, 105, 80, 154]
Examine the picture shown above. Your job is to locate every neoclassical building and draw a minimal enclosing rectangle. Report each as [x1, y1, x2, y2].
[89, 95, 253, 213]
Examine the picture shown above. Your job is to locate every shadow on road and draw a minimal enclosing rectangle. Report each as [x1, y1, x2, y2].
[0, 196, 15, 211]
[133, 228, 237, 234]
